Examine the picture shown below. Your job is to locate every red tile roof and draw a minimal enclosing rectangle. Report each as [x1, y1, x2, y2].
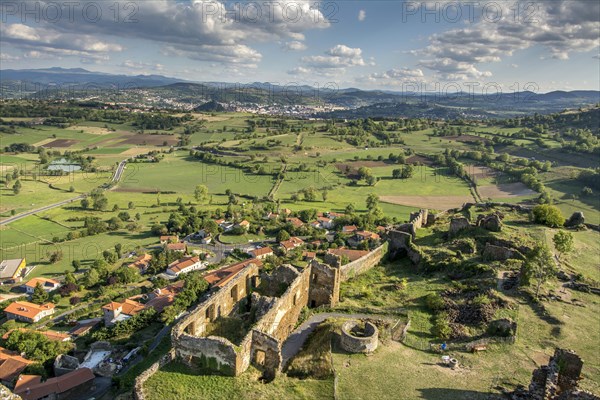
[14, 367, 95, 400]
[4, 302, 55, 321]
[280, 236, 304, 250]
[249, 247, 273, 257]
[286, 217, 304, 228]
[167, 256, 200, 274]
[2, 329, 70, 342]
[327, 248, 369, 262]
[23, 278, 60, 290]
[0, 347, 34, 382]
[342, 225, 358, 233]
[204, 258, 262, 288]
[166, 242, 187, 251]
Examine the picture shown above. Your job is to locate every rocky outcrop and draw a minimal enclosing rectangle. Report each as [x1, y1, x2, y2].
[565, 212, 585, 228]
[449, 217, 471, 236]
[483, 243, 524, 261]
[476, 213, 503, 232]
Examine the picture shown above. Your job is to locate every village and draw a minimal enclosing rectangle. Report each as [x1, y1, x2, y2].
[0, 207, 387, 399]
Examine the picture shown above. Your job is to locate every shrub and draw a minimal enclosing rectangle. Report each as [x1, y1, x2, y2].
[532, 204, 565, 227]
[432, 312, 452, 339]
[425, 293, 445, 311]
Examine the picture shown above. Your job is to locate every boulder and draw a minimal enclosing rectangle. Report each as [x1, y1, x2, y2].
[483, 243, 524, 261]
[565, 212, 585, 228]
[488, 318, 517, 337]
[449, 217, 471, 236]
[476, 213, 502, 232]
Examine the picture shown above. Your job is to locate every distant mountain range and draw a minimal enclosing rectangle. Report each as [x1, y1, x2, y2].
[1, 67, 599, 118]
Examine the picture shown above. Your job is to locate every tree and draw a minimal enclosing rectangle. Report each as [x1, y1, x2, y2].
[277, 229, 291, 243]
[69, 186, 75, 192]
[366, 193, 379, 211]
[553, 230, 574, 260]
[194, 185, 209, 203]
[71, 260, 81, 272]
[80, 198, 90, 209]
[31, 283, 49, 304]
[12, 179, 21, 195]
[532, 204, 565, 228]
[92, 195, 108, 211]
[366, 175, 377, 186]
[345, 203, 355, 214]
[522, 245, 557, 299]
[114, 243, 123, 258]
[322, 189, 328, 201]
[128, 201, 135, 209]
[84, 268, 100, 288]
[48, 250, 63, 263]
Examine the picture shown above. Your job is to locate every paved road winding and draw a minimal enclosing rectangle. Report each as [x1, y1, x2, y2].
[0, 160, 127, 226]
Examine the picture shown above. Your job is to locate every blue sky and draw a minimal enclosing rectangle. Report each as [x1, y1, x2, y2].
[1, 0, 599, 92]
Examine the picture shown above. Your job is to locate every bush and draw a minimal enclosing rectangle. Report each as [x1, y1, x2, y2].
[425, 293, 445, 311]
[432, 312, 452, 339]
[532, 204, 565, 227]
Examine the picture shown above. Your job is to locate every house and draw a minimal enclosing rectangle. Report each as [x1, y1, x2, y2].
[215, 219, 234, 231]
[327, 212, 345, 219]
[204, 258, 263, 289]
[280, 236, 305, 252]
[236, 220, 250, 231]
[342, 225, 358, 234]
[348, 230, 381, 247]
[4, 301, 55, 323]
[248, 246, 273, 260]
[128, 253, 152, 274]
[23, 278, 61, 294]
[195, 230, 212, 244]
[309, 221, 322, 229]
[165, 242, 187, 253]
[0, 346, 34, 385]
[281, 208, 292, 215]
[326, 248, 369, 263]
[144, 281, 185, 314]
[317, 216, 334, 229]
[263, 212, 279, 220]
[286, 217, 304, 228]
[0, 258, 26, 284]
[69, 319, 101, 338]
[2, 328, 70, 342]
[14, 367, 95, 400]
[302, 251, 317, 261]
[102, 299, 145, 326]
[159, 235, 179, 244]
[166, 256, 205, 277]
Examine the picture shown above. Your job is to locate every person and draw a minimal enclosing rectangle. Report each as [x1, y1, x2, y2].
[441, 342, 447, 351]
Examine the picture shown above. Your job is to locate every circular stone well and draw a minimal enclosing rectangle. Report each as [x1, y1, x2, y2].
[340, 320, 379, 353]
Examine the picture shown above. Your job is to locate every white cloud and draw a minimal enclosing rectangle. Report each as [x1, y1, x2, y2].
[282, 41, 307, 51]
[3, 0, 330, 67]
[358, 10, 366, 22]
[121, 60, 165, 72]
[0, 52, 21, 62]
[414, 1, 600, 80]
[360, 67, 427, 86]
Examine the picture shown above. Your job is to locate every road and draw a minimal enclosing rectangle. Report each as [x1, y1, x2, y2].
[0, 160, 127, 226]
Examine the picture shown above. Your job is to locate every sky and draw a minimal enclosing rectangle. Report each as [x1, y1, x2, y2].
[1, 0, 599, 92]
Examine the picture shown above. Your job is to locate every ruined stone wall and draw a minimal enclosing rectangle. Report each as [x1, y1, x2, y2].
[338, 243, 387, 281]
[308, 261, 340, 308]
[409, 209, 428, 230]
[173, 263, 260, 339]
[176, 334, 240, 376]
[253, 266, 311, 343]
[133, 349, 176, 400]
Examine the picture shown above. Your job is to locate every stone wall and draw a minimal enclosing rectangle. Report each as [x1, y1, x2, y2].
[409, 209, 428, 230]
[338, 243, 387, 281]
[387, 230, 422, 265]
[133, 349, 176, 400]
[308, 261, 340, 308]
[176, 334, 239, 376]
[173, 262, 260, 338]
